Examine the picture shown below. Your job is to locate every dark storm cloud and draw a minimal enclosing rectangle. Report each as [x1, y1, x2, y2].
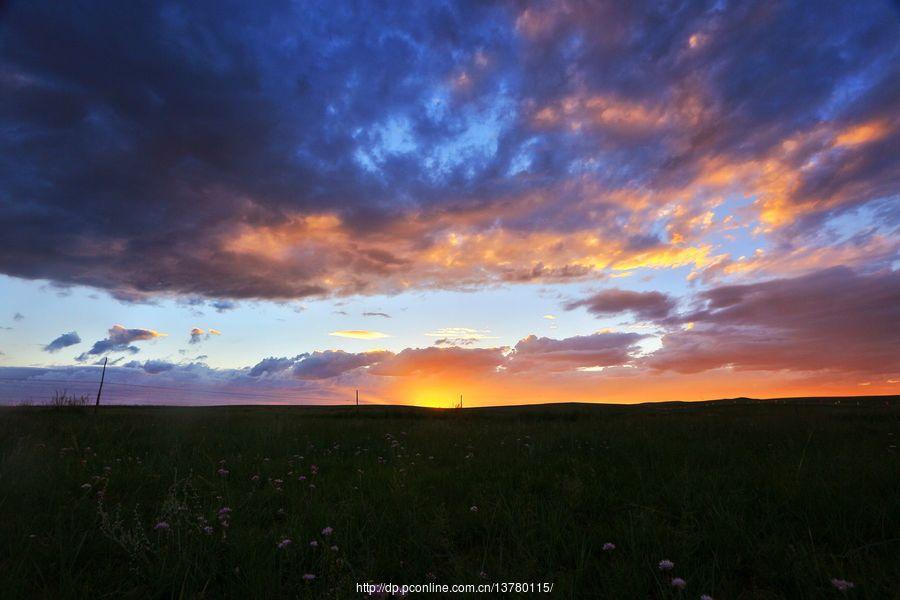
[292, 350, 390, 380]
[566, 289, 675, 321]
[248, 350, 389, 380]
[648, 267, 900, 374]
[0, 0, 897, 300]
[508, 332, 647, 372]
[43, 331, 81, 353]
[126, 359, 175, 374]
[248, 356, 304, 378]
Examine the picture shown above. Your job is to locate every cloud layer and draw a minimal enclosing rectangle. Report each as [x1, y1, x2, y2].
[647, 267, 900, 375]
[3, 266, 896, 406]
[0, 1, 896, 301]
[566, 289, 675, 321]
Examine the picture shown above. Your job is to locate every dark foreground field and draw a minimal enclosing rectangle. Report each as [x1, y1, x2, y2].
[1, 398, 898, 599]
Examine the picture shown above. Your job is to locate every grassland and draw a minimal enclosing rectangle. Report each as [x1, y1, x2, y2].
[0, 398, 898, 599]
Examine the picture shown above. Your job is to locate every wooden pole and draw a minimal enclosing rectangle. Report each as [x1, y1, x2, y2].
[355, 389, 359, 414]
[95, 357, 108, 414]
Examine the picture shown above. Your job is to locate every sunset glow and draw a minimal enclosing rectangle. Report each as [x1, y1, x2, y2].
[0, 0, 897, 406]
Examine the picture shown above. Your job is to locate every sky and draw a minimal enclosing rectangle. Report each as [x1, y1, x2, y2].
[0, 0, 898, 407]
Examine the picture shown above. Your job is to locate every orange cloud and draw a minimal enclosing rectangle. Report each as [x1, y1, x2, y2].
[833, 120, 889, 148]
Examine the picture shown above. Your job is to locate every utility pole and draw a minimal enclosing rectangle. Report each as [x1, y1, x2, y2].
[459, 394, 463, 409]
[355, 388, 359, 414]
[95, 357, 108, 414]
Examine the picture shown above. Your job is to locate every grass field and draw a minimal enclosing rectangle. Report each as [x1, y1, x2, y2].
[1, 398, 898, 599]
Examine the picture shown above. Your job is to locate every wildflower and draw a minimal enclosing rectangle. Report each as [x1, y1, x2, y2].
[251, 474, 260, 482]
[701, 595, 715, 600]
[309, 484, 316, 489]
[321, 526, 334, 536]
[658, 559, 675, 571]
[302, 573, 316, 581]
[202, 526, 214, 535]
[470, 505, 478, 512]
[299, 475, 307, 481]
[602, 542, 615, 552]
[671, 577, 686, 589]
[831, 579, 855, 592]
[330, 545, 339, 551]
[309, 540, 319, 547]
[153, 521, 170, 531]
[80, 483, 92, 491]
[479, 571, 488, 579]
[217, 468, 229, 477]
[277, 538, 292, 550]
[218, 507, 232, 518]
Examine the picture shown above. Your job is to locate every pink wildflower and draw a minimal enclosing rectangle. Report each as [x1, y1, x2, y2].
[470, 505, 478, 512]
[602, 542, 615, 551]
[831, 579, 855, 592]
[671, 577, 686, 589]
[217, 468, 229, 477]
[302, 573, 315, 581]
[658, 559, 674, 570]
[321, 526, 333, 536]
[309, 540, 319, 547]
[153, 521, 170, 531]
[276, 538, 292, 550]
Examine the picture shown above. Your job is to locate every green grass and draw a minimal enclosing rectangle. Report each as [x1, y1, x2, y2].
[0, 400, 898, 598]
